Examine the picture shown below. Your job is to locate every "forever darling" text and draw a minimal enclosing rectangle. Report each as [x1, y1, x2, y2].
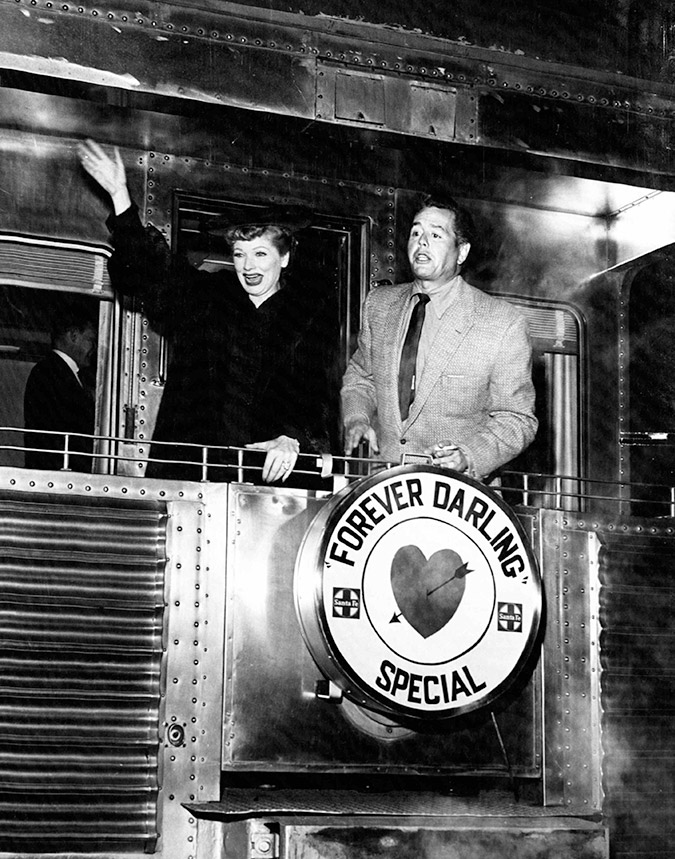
[328, 477, 524, 577]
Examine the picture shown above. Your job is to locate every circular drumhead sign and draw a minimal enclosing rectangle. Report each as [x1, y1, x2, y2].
[294, 465, 541, 722]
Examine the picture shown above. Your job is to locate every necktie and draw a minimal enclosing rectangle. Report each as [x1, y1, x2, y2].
[398, 293, 429, 420]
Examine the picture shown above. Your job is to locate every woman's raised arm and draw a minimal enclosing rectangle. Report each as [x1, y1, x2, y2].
[78, 139, 132, 216]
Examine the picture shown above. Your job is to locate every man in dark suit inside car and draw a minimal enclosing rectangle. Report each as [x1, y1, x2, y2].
[24, 305, 97, 472]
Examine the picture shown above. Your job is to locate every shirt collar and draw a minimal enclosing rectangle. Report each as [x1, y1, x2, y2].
[411, 274, 464, 319]
[53, 349, 80, 378]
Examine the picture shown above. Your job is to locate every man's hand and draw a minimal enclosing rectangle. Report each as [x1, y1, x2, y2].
[246, 435, 300, 483]
[344, 417, 379, 456]
[78, 139, 132, 215]
[425, 441, 468, 472]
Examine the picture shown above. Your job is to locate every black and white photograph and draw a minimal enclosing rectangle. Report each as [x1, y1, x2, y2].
[0, 2, 671, 857]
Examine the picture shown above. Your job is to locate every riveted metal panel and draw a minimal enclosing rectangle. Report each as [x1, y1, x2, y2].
[0, 129, 142, 245]
[0, 0, 317, 119]
[145, 151, 393, 247]
[594, 521, 675, 859]
[334, 71, 386, 124]
[160, 484, 227, 855]
[317, 62, 472, 143]
[148, 151, 390, 309]
[538, 510, 602, 811]
[482, 58, 675, 120]
[223, 484, 541, 778]
[0, 466, 226, 859]
[315, 29, 485, 86]
[409, 82, 457, 139]
[477, 88, 675, 177]
[0, 0, 673, 177]
[277, 816, 609, 859]
[538, 509, 675, 856]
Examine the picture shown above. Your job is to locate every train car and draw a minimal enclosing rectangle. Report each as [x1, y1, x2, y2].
[0, 2, 674, 858]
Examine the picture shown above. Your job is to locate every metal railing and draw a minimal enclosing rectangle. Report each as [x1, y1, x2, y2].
[500, 470, 675, 517]
[5, 427, 675, 515]
[4, 426, 396, 487]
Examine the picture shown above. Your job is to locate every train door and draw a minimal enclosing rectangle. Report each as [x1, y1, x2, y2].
[173, 194, 368, 455]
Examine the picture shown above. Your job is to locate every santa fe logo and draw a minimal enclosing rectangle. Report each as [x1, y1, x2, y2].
[295, 465, 542, 722]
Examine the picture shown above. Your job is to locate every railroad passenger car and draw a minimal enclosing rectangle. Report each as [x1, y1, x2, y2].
[0, 2, 674, 858]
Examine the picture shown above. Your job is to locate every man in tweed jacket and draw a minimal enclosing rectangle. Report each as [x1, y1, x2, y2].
[341, 196, 537, 481]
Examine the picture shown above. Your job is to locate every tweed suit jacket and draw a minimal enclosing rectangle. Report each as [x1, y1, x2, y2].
[341, 277, 537, 479]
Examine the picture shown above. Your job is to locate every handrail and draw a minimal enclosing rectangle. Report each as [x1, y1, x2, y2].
[2, 426, 396, 484]
[4, 426, 675, 513]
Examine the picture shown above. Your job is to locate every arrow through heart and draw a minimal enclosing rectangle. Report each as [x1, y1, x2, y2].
[390, 545, 473, 638]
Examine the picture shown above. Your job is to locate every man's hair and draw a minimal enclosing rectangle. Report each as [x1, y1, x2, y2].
[224, 223, 294, 257]
[50, 304, 96, 345]
[417, 194, 476, 248]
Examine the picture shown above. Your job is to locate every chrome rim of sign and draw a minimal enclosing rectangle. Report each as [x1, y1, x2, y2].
[294, 464, 542, 723]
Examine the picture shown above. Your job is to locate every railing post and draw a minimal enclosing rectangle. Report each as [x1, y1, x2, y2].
[61, 434, 71, 471]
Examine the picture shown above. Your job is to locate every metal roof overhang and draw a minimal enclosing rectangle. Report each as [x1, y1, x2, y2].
[0, 0, 673, 188]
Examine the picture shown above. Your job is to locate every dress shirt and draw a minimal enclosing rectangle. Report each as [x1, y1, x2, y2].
[400, 275, 464, 382]
[52, 349, 82, 384]
[350, 276, 466, 431]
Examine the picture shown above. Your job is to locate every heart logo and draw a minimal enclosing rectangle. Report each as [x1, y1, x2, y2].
[391, 546, 473, 638]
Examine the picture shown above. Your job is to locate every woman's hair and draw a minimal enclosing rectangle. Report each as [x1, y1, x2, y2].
[224, 223, 294, 256]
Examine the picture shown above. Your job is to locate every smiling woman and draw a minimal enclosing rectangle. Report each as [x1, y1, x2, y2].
[228, 226, 291, 307]
[77, 139, 333, 483]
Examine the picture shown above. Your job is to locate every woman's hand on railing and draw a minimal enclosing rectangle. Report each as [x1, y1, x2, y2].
[245, 435, 300, 483]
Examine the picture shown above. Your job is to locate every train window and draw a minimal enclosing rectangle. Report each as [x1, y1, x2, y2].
[174, 193, 368, 454]
[0, 235, 115, 470]
[627, 252, 675, 512]
[500, 297, 584, 508]
[0, 284, 109, 468]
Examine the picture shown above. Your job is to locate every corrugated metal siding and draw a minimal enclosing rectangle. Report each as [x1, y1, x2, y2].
[0, 494, 167, 851]
[599, 533, 675, 859]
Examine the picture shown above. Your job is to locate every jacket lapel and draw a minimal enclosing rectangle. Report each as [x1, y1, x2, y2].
[382, 285, 413, 425]
[404, 278, 476, 426]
